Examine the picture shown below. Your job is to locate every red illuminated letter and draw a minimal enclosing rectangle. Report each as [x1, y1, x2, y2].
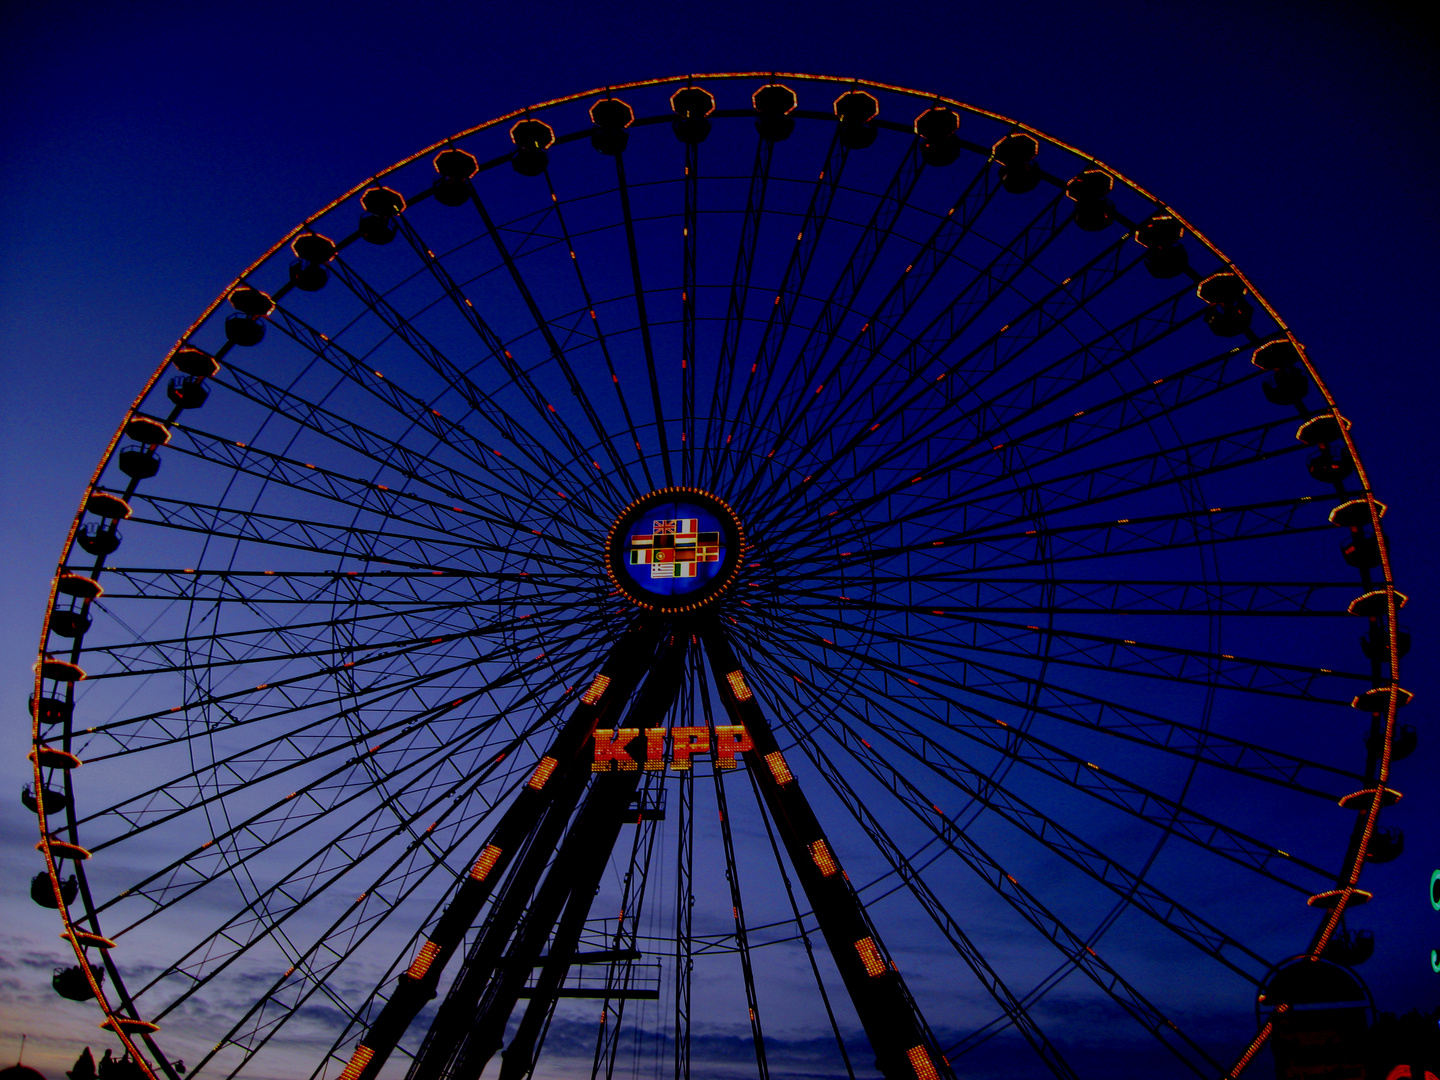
[593, 728, 640, 771]
[669, 727, 710, 770]
[644, 728, 667, 770]
[713, 725, 753, 769]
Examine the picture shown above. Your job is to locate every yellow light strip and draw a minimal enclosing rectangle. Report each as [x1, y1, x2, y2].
[725, 670, 753, 701]
[405, 940, 440, 980]
[808, 839, 839, 877]
[527, 755, 558, 789]
[469, 844, 502, 882]
[765, 751, 793, 785]
[580, 673, 611, 705]
[338, 1044, 374, 1080]
[906, 1045, 941, 1080]
[854, 936, 886, 977]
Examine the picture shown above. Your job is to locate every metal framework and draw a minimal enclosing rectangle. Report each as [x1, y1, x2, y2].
[27, 73, 1409, 1080]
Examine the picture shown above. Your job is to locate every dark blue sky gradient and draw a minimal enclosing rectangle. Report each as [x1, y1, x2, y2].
[2, 1, 1436, 1074]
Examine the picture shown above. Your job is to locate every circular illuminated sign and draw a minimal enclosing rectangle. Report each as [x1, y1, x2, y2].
[605, 487, 744, 612]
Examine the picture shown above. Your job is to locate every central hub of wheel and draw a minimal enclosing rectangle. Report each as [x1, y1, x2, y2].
[605, 487, 745, 612]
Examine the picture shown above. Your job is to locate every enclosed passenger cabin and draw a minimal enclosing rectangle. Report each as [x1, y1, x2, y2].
[833, 90, 879, 149]
[52, 964, 104, 1001]
[590, 97, 634, 155]
[510, 119, 554, 175]
[1135, 215, 1188, 277]
[914, 106, 961, 166]
[432, 149, 478, 206]
[30, 871, 77, 908]
[1196, 273, 1253, 337]
[992, 133, 1040, 193]
[1064, 170, 1114, 231]
[752, 84, 796, 142]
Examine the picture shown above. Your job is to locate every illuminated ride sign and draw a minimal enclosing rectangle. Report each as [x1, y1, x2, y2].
[593, 725, 754, 772]
[605, 487, 744, 612]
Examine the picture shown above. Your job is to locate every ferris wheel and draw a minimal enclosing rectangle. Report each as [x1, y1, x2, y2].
[27, 73, 1410, 1080]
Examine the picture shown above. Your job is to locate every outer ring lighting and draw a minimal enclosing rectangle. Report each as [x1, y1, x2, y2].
[604, 486, 745, 613]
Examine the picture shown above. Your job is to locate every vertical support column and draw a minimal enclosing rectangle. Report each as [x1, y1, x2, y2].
[697, 623, 956, 1080]
[341, 620, 659, 1080]
[672, 752, 694, 1080]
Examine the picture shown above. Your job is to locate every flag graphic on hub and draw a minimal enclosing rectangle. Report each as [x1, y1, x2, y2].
[629, 519, 719, 578]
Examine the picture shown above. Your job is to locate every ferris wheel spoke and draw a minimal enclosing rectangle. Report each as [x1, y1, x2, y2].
[747, 242, 1177, 527]
[761, 153, 1003, 461]
[87, 566, 591, 610]
[752, 674, 1227, 1078]
[778, 720, 1086, 1077]
[715, 128, 848, 483]
[766, 591, 1365, 708]
[709, 753, 774, 1078]
[211, 360, 568, 529]
[680, 139, 700, 485]
[258, 301, 588, 523]
[541, 170, 656, 494]
[76, 619, 592, 771]
[438, 191, 646, 503]
[319, 252, 609, 512]
[781, 572, 1358, 617]
[389, 215, 629, 510]
[116, 491, 586, 577]
[80, 640, 585, 867]
[612, 152, 674, 486]
[76, 607, 557, 686]
[778, 668, 1273, 983]
[775, 493, 1347, 586]
[133, 707, 542, 997]
[732, 624, 1333, 889]
[750, 182, 1083, 482]
[699, 136, 773, 484]
[174, 743, 537, 1078]
[77, 601, 465, 677]
[827, 330, 1265, 535]
[775, 412, 1303, 570]
[734, 140, 927, 502]
[790, 598, 1365, 703]
[151, 423, 597, 566]
[746, 602, 1362, 796]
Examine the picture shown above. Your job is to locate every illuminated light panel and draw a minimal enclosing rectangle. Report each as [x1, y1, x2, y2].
[854, 936, 886, 977]
[338, 1045, 374, 1080]
[808, 839, 839, 876]
[765, 751, 794, 785]
[406, 939, 440, 980]
[581, 673, 611, 705]
[469, 844, 502, 881]
[726, 670, 753, 701]
[906, 1045, 942, 1080]
[527, 755, 559, 789]
[594, 728, 641, 771]
[713, 724, 754, 769]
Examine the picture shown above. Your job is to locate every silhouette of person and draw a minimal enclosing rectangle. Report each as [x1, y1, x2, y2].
[67, 1047, 96, 1080]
